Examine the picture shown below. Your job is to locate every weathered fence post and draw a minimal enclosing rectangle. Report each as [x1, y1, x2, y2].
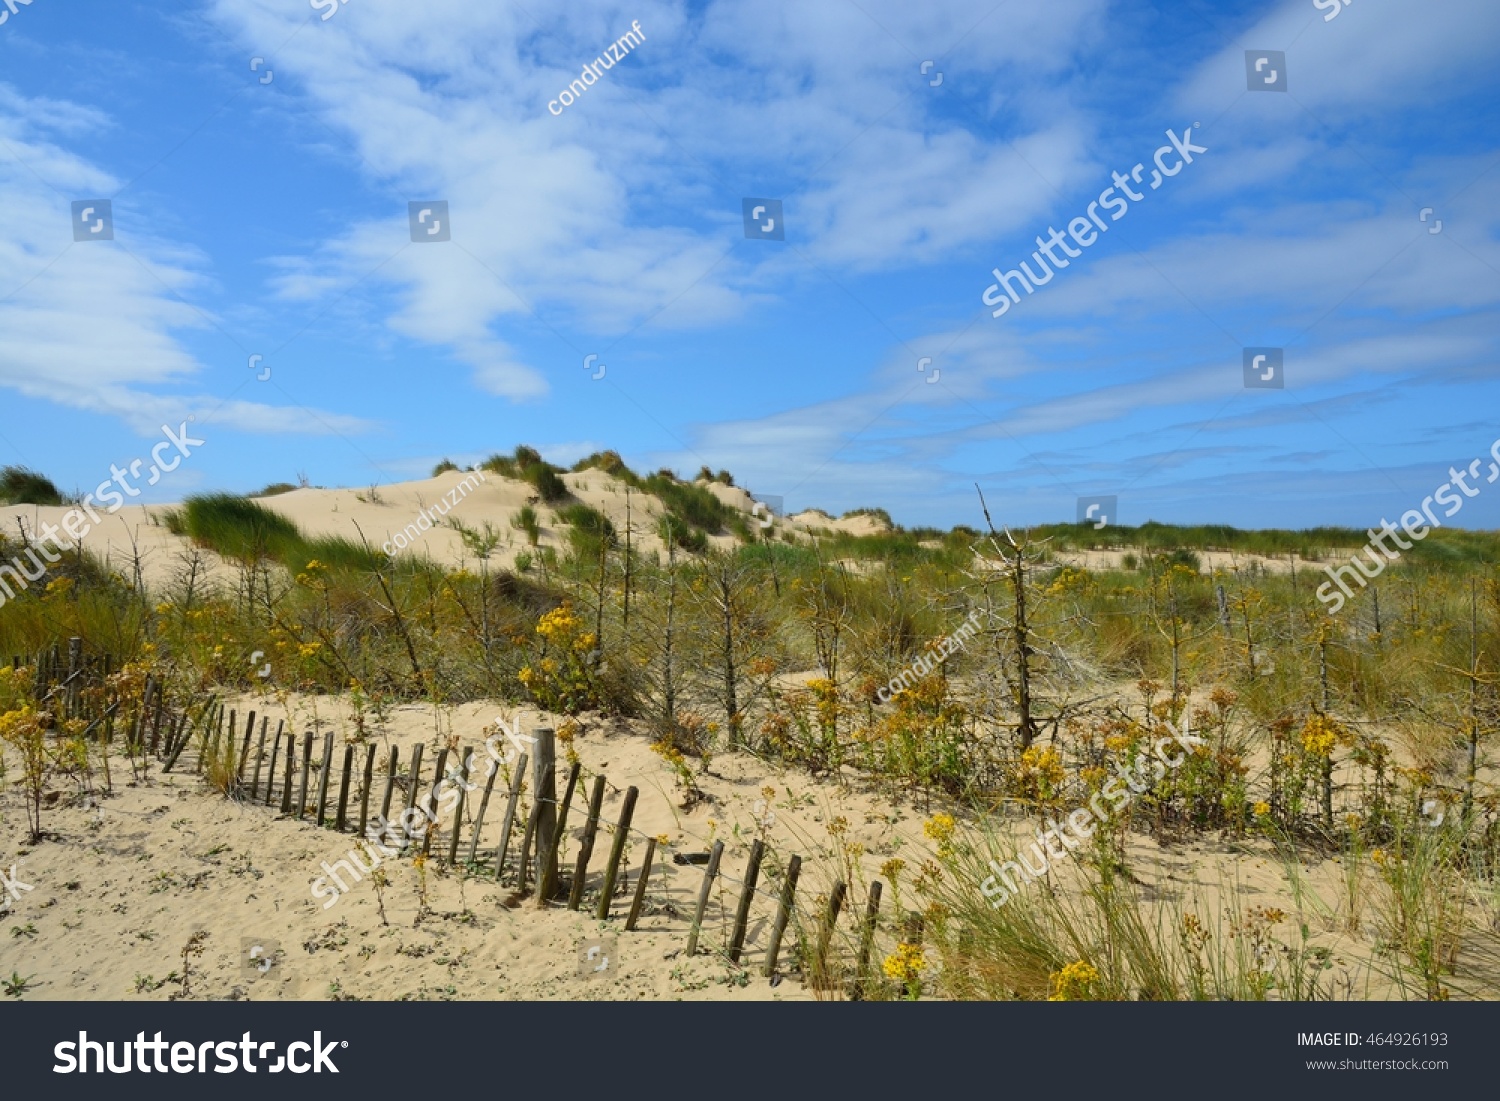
[493, 752, 529, 883]
[421, 748, 450, 858]
[295, 732, 313, 819]
[401, 744, 425, 850]
[379, 746, 399, 824]
[624, 836, 657, 933]
[66, 637, 81, 718]
[537, 762, 580, 906]
[686, 839, 725, 956]
[466, 750, 500, 866]
[315, 732, 335, 826]
[812, 880, 848, 989]
[446, 750, 473, 866]
[280, 731, 295, 814]
[763, 853, 801, 978]
[263, 721, 284, 806]
[595, 785, 638, 921]
[853, 880, 884, 1000]
[516, 792, 540, 892]
[728, 840, 765, 964]
[568, 776, 608, 911]
[249, 718, 269, 801]
[530, 728, 557, 892]
[236, 712, 256, 784]
[358, 744, 377, 838]
[335, 745, 354, 831]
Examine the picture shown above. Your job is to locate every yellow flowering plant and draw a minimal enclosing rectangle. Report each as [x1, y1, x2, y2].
[517, 602, 598, 714]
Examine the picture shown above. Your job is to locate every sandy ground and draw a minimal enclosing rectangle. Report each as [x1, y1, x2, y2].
[5, 689, 1487, 1001]
[0, 696, 937, 1002]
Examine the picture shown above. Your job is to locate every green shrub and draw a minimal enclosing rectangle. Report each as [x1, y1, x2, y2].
[659, 513, 708, 553]
[557, 503, 616, 544]
[170, 494, 382, 571]
[572, 450, 631, 477]
[842, 507, 893, 528]
[173, 494, 303, 562]
[512, 506, 541, 547]
[0, 467, 64, 506]
[478, 453, 517, 478]
[527, 464, 570, 503]
[480, 446, 570, 503]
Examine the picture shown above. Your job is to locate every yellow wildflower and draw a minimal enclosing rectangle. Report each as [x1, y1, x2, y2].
[881, 943, 927, 984]
[1048, 960, 1101, 1001]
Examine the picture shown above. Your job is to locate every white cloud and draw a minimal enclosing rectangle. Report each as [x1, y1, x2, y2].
[0, 86, 376, 438]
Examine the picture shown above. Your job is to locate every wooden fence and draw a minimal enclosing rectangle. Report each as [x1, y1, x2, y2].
[10, 640, 905, 996]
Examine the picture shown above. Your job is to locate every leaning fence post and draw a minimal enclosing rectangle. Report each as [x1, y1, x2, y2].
[335, 745, 355, 832]
[595, 785, 638, 921]
[446, 750, 473, 866]
[421, 748, 450, 858]
[263, 721, 284, 806]
[568, 776, 607, 911]
[624, 836, 657, 932]
[763, 853, 801, 977]
[493, 752, 529, 882]
[163, 696, 210, 774]
[379, 746, 399, 824]
[295, 732, 313, 819]
[466, 750, 501, 866]
[853, 880, 884, 1000]
[728, 839, 765, 964]
[249, 718, 269, 801]
[812, 880, 848, 988]
[235, 711, 256, 785]
[202, 708, 223, 776]
[401, 743, 425, 849]
[280, 731, 295, 814]
[315, 732, 335, 826]
[686, 839, 725, 956]
[516, 789, 541, 893]
[358, 744, 377, 838]
[537, 762, 581, 906]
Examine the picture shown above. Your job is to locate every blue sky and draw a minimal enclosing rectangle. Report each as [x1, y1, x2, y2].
[1, 0, 1497, 530]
